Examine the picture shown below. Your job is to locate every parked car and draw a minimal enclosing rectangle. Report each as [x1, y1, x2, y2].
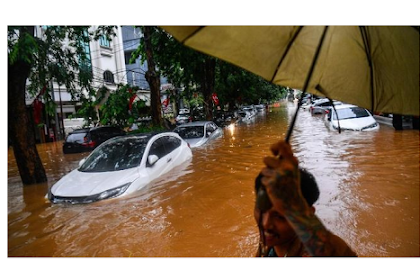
[255, 104, 266, 112]
[237, 110, 253, 122]
[325, 104, 380, 131]
[62, 126, 125, 154]
[49, 132, 192, 204]
[63, 118, 90, 137]
[175, 112, 192, 125]
[173, 121, 223, 148]
[179, 108, 190, 114]
[190, 106, 206, 121]
[213, 110, 238, 127]
[310, 98, 342, 115]
[300, 99, 315, 110]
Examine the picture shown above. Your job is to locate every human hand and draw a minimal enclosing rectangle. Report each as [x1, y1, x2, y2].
[260, 141, 310, 215]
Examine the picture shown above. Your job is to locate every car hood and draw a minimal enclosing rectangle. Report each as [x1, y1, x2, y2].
[332, 117, 377, 130]
[51, 168, 139, 197]
[184, 137, 206, 148]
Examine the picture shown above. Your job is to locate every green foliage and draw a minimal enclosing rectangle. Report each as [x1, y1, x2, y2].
[129, 27, 287, 112]
[74, 95, 98, 126]
[8, 26, 117, 105]
[98, 84, 148, 128]
[8, 26, 38, 65]
[214, 60, 285, 108]
[131, 27, 214, 103]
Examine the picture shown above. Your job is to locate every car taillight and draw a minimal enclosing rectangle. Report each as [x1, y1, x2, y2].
[82, 140, 96, 147]
[188, 116, 192, 122]
[325, 109, 329, 114]
[187, 142, 191, 148]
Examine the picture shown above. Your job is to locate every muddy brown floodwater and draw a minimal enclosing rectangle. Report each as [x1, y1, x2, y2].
[7, 102, 419, 257]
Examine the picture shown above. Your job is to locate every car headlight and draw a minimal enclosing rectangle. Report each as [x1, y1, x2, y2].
[48, 183, 132, 204]
[362, 122, 378, 130]
[95, 183, 131, 201]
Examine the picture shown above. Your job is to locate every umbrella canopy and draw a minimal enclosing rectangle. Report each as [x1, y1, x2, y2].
[161, 26, 419, 116]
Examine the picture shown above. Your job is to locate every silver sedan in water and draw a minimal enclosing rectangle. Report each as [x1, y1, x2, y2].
[173, 121, 223, 148]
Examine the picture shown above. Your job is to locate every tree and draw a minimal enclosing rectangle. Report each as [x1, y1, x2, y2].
[8, 26, 115, 184]
[215, 60, 286, 108]
[142, 26, 162, 127]
[99, 84, 147, 128]
[131, 27, 218, 120]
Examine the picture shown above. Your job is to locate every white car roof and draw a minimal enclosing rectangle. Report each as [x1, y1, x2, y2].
[333, 104, 361, 110]
[176, 121, 214, 127]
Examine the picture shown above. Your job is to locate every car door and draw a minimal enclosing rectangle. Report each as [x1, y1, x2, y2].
[163, 135, 182, 165]
[144, 136, 172, 181]
[206, 122, 221, 140]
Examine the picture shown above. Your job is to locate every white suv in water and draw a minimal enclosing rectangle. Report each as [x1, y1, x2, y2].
[325, 104, 380, 131]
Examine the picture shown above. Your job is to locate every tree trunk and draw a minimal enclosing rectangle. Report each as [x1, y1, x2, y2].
[8, 36, 48, 184]
[202, 57, 216, 121]
[143, 26, 162, 127]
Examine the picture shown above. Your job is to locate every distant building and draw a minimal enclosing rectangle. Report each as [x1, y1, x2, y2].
[25, 26, 127, 142]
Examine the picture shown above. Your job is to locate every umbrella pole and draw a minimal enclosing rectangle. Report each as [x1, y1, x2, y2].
[285, 26, 329, 143]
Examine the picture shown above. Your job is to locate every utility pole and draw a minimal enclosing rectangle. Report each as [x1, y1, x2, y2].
[50, 80, 60, 141]
[58, 84, 65, 140]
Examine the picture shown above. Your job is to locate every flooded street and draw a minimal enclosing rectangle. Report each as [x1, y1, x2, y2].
[7, 102, 419, 257]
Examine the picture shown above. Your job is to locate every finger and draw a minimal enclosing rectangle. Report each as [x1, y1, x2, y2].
[263, 156, 281, 169]
[261, 175, 276, 189]
[270, 140, 293, 157]
[261, 167, 277, 177]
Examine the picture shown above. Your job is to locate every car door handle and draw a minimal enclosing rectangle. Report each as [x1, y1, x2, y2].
[167, 158, 172, 163]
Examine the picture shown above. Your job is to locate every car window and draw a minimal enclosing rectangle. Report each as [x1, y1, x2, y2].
[317, 101, 331, 107]
[174, 126, 204, 139]
[79, 137, 147, 172]
[66, 132, 87, 143]
[162, 136, 181, 154]
[206, 123, 215, 133]
[333, 107, 370, 120]
[146, 137, 167, 167]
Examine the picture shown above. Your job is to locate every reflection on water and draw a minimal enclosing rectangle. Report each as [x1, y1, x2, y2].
[8, 102, 419, 256]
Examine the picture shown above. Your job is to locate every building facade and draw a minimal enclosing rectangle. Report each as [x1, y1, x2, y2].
[26, 26, 128, 142]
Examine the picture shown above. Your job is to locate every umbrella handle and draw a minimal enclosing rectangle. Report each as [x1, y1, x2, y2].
[285, 26, 329, 143]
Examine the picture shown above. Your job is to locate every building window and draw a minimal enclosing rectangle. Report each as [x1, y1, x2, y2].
[103, 70, 114, 84]
[125, 51, 134, 64]
[99, 35, 111, 48]
[78, 29, 92, 81]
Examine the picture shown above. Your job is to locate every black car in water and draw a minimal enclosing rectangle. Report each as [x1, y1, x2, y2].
[63, 126, 126, 154]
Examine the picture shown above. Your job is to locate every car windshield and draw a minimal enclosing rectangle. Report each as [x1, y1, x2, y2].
[66, 132, 87, 143]
[79, 137, 148, 172]
[333, 107, 370, 120]
[174, 126, 204, 139]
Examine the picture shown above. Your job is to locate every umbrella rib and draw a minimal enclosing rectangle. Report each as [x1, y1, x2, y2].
[181, 26, 206, 44]
[359, 26, 375, 112]
[270, 26, 304, 83]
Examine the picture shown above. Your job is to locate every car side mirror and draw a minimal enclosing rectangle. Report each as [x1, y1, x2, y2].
[78, 158, 86, 167]
[206, 131, 212, 137]
[148, 154, 159, 166]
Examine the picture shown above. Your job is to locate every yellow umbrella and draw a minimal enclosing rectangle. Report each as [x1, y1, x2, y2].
[161, 26, 419, 117]
[162, 26, 419, 253]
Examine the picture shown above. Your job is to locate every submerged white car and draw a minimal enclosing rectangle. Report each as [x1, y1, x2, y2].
[48, 132, 192, 204]
[325, 104, 380, 131]
[173, 121, 223, 148]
